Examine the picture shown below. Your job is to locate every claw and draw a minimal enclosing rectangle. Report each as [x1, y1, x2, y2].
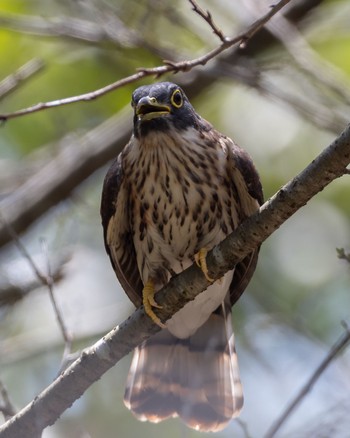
[194, 248, 214, 282]
[143, 280, 166, 328]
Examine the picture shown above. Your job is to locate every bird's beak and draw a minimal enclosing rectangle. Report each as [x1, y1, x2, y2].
[135, 96, 170, 121]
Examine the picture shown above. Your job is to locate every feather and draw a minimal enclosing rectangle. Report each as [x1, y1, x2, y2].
[124, 297, 243, 432]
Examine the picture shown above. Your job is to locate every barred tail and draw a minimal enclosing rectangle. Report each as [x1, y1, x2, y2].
[124, 301, 243, 432]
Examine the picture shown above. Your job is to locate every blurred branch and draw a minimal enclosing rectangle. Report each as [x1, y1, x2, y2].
[0, 253, 67, 307]
[244, 0, 350, 105]
[0, 0, 292, 121]
[236, 418, 253, 438]
[0, 118, 349, 438]
[0, 12, 172, 59]
[0, 59, 44, 102]
[0, 215, 71, 359]
[0, 381, 16, 421]
[337, 247, 350, 264]
[212, 60, 347, 134]
[0, 109, 131, 249]
[0, 215, 47, 285]
[264, 323, 350, 438]
[269, 16, 350, 104]
[40, 238, 73, 366]
[0, 13, 132, 46]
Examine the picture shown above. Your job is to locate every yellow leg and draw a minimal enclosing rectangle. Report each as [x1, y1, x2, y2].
[143, 280, 166, 328]
[195, 248, 214, 282]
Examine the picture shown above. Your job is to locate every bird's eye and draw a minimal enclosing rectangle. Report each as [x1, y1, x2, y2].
[171, 89, 183, 108]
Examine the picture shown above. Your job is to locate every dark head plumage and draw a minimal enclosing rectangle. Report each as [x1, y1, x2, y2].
[131, 82, 202, 138]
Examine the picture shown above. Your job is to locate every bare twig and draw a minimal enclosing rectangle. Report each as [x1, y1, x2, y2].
[0, 59, 44, 102]
[263, 325, 350, 438]
[188, 0, 227, 42]
[0, 214, 47, 286]
[40, 238, 73, 366]
[0, 216, 72, 361]
[236, 418, 253, 438]
[0, 253, 68, 307]
[0, 381, 16, 420]
[0, 108, 349, 438]
[0, 0, 292, 121]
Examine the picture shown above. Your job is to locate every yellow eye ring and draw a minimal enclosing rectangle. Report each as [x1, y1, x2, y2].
[171, 89, 183, 108]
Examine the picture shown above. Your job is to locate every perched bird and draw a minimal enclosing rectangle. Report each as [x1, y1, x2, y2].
[101, 82, 263, 432]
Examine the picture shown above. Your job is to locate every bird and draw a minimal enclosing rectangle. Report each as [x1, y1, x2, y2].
[100, 81, 263, 432]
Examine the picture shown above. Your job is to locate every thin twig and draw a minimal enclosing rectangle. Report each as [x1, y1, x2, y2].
[188, 0, 227, 42]
[0, 214, 47, 286]
[0, 0, 292, 121]
[40, 238, 73, 367]
[0, 253, 68, 307]
[236, 418, 253, 438]
[0, 215, 72, 363]
[0, 380, 16, 420]
[263, 325, 350, 438]
[0, 59, 44, 102]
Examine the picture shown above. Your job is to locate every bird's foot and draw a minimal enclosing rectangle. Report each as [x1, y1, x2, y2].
[142, 280, 166, 328]
[195, 248, 214, 282]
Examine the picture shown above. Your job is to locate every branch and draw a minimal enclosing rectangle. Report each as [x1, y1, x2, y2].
[0, 59, 44, 101]
[0, 253, 68, 307]
[263, 323, 350, 438]
[244, 0, 350, 105]
[0, 12, 173, 60]
[40, 238, 73, 365]
[0, 118, 349, 438]
[0, 0, 291, 121]
[212, 60, 347, 134]
[0, 109, 131, 249]
[337, 247, 350, 264]
[188, 0, 227, 42]
[0, 0, 320, 250]
[0, 381, 16, 420]
[0, 216, 72, 361]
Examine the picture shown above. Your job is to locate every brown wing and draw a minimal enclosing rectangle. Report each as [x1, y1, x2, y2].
[100, 151, 143, 307]
[225, 137, 263, 306]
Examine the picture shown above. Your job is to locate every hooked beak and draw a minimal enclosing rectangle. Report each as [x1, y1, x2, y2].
[135, 96, 170, 121]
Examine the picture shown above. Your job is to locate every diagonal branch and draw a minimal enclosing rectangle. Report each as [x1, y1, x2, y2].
[0, 109, 132, 249]
[0, 59, 44, 102]
[0, 118, 349, 438]
[0, 0, 292, 121]
[263, 323, 350, 438]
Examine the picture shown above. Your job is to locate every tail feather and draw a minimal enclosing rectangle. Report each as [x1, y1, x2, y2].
[124, 300, 243, 432]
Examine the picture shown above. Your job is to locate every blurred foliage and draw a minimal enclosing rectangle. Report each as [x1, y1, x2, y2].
[0, 0, 350, 437]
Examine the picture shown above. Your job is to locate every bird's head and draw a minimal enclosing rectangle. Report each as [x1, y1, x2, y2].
[131, 82, 201, 138]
